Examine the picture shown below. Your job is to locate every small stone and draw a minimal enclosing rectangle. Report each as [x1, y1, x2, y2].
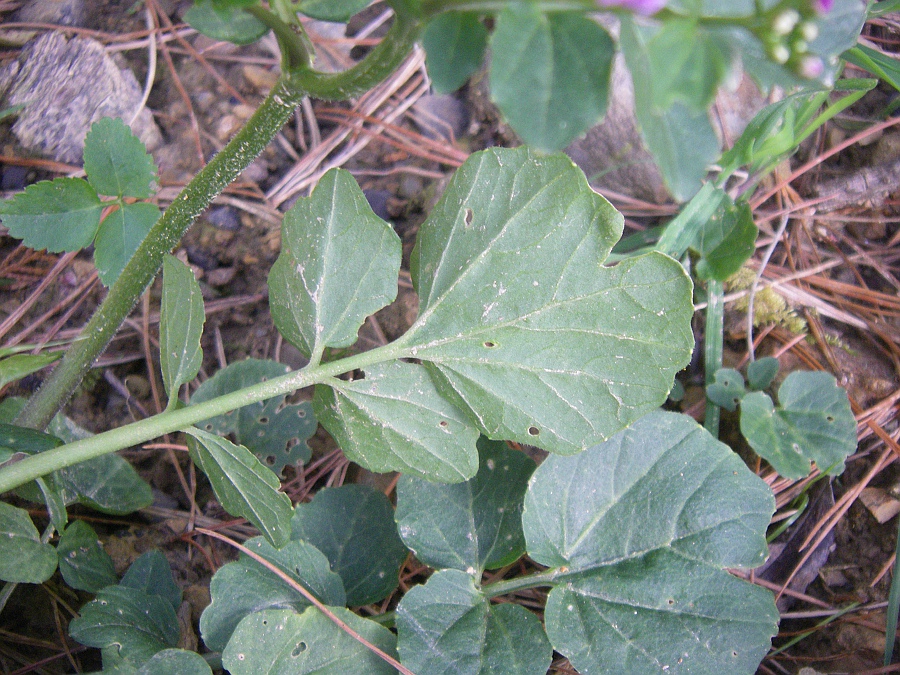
[215, 115, 241, 142]
[206, 267, 236, 287]
[242, 65, 279, 91]
[411, 94, 468, 141]
[12, 0, 86, 26]
[859, 487, 900, 524]
[0, 32, 162, 163]
[205, 206, 241, 231]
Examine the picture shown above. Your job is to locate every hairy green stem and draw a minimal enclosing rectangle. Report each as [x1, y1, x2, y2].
[0, 343, 404, 494]
[482, 568, 567, 599]
[13, 10, 421, 433]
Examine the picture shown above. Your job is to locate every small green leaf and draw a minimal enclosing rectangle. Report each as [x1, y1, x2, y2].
[404, 148, 693, 455]
[191, 359, 316, 476]
[0, 352, 61, 388]
[0, 177, 102, 252]
[490, 6, 614, 151]
[121, 551, 182, 611]
[200, 537, 345, 652]
[269, 168, 401, 361]
[747, 356, 779, 391]
[69, 586, 180, 667]
[523, 411, 778, 674]
[313, 361, 480, 483]
[94, 202, 160, 286]
[186, 428, 293, 547]
[297, 0, 370, 22]
[160, 255, 205, 405]
[184, 0, 268, 45]
[620, 18, 720, 200]
[0, 502, 57, 583]
[707, 368, 747, 412]
[57, 520, 118, 592]
[740, 371, 857, 479]
[423, 12, 488, 94]
[53, 454, 153, 514]
[291, 484, 407, 606]
[396, 569, 552, 675]
[83, 117, 158, 199]
[646, 19, 732, 111]
[138, 649, 212, 675]
[395, 438, 533, 575]
[223, 607, 398, 674]
[694, 199, 757, 281]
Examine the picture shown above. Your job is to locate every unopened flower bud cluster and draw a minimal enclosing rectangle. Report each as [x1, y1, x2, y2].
[759, 0, 834, 81]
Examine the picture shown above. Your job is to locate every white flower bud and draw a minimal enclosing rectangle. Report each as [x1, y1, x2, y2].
[771, 44, 790, 64]
[772, 10, 800, 36]
[800, 22, 819, 41]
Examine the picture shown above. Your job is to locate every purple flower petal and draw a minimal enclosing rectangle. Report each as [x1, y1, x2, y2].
[813, 0, 833, 13]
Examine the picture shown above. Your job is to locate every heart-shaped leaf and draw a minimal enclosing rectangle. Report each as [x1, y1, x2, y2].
[191, 359, 316, 476]
[120, 550, 182, 611]
[314, 361, 480, 483]
[747, 356, 779, 391]
[160, 255, 205, 405]
[83, 117, 158, 199]
[184, 0, 268, 45]
[396, 438, 533, 575]
[0, 502, 57, 583]
[740, 370, 857, 479]
[489, 6, 614, 151]
[523, 411, 778, 675]
[291, 484, 407, 606]
[222, 607, 398, 675]
[396, 569, 551, 675]
[200, 537, 345, 652]
[57, 520, 117, 592]
[401, 147, 693, 455]
[707, 368, 746, 412]
[0, 177, 102, 252]
[69, 586, 180, 667]
[269, 168, 401, 362]
[186, 428, 292, 548]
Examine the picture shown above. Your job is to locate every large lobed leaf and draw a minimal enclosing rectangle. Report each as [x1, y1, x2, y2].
[403, 147, 694, 456]
[395, 438, 533, 575]
[291, 484, 408, 607]
[269, 167, 401, 362]
[523, 411, 778, 675]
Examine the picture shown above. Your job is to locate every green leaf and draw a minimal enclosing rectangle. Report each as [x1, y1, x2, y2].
[740, 371, 857, 479]
[191, 359, 316, 476]
[489, 6, 614, 151]
[94, 202, 160, 286]
[844, 44, 900, 94]
[290, 484, 407, 606]
[160, 255, 205, 405]
[69, 586, 180, 667]
[137, 649, 212, 675]
[0, 352, 61, 388]
[396, 569, 551, 675]
[645, 19, 732, 111]
[524, 411, 778, 674]
[694, 198, 757, 281]
[200, 536, 345, 652]
[620, 18, 720, 200]
[0, 177, 102, 252]
[403, 147, 694, 455]
[0, 502, 57, 583]
[184, 0, 268, 45]
[395, 438, 533, 575]
[423, 12, 488, 94]
[57, 520, 118, 592]
[747, 356, 779, 391]
[314, 361, 481, 483]
[707, 367, 747, 412]
[223, 607, 398, 674]
[269, 168, 401, 361]
[297, 0, 370, 22]
[83, 117, 158, 199]
[121, 551, 183, 611]
[186, 428, 293, 548]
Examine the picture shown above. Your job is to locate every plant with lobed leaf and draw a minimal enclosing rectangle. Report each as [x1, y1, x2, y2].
[0, 0, 872, 672]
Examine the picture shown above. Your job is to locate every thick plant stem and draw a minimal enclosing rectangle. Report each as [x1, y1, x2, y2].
[0, 343, 402, 494]
[14, 11, 421, 433]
